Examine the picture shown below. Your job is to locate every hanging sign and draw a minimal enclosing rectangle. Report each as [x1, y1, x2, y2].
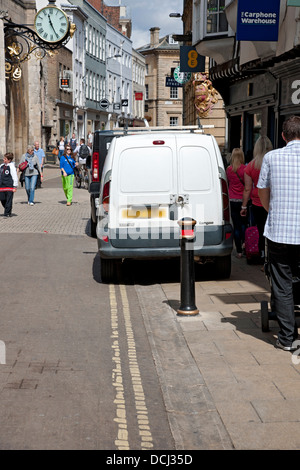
[165, 77, 182, 87]
[179, 46, 205, 73]
[173, 66, 191, 85]
[236, 0, 280, 41]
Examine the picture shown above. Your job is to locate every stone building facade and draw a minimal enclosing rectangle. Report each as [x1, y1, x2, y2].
[132, 49, 146, 126]
[138, 27, 183, 127]
[1, 0, 43, 161]
[179, 0, 227, 152]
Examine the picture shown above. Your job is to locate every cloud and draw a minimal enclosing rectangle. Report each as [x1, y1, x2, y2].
[104, 0, 183, 49]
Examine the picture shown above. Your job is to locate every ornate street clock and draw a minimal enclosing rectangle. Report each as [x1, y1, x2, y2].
[34, 5, 70, 43]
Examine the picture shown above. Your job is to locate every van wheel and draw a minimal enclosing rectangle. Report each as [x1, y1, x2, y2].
[214, 255, 231, 279]
[90, 216, 97, 238]
[100, 259, 121, 283]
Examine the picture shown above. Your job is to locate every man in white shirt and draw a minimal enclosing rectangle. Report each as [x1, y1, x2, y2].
[258, 115, 300, 351]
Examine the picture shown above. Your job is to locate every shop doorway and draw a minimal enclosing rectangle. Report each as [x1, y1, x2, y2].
[229, 115, 242, 151]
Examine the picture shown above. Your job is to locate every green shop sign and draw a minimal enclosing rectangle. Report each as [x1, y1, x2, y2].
[173, 66, 191, 84]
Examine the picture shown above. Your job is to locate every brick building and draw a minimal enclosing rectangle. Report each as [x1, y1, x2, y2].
[87, 0, 131, 38]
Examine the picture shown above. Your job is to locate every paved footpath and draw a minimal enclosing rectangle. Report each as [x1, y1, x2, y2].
[2, 165, 300, 450]
[137, 258, 300, 450]
[0, 165, 90, 236]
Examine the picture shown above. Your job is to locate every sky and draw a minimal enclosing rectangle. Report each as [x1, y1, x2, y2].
[105, 0, 184, 49]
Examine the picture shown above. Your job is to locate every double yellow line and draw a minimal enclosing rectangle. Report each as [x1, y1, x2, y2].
[109, 285, 153, 450]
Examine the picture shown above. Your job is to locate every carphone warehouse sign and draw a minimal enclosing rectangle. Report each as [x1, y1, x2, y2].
[236, 0, 280, 41]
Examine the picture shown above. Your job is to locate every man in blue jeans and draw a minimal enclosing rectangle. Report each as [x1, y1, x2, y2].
[19, 145, 41, 205]
[34, 141, 45, 186]
[258, 116, 300, 351]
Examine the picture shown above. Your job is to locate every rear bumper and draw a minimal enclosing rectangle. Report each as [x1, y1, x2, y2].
[97, 224, 233, 259]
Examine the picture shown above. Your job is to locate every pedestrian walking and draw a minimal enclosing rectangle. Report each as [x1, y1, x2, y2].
[240, 136, 273, 263]
[34, 141, 45, 187]
[258, 116, 300, 351]
[226, 148, 246, 258]
[60, 145, 77, 206]
[74, 138, 91, 169]
[0, 152, 18, 217]
[69, 133, 77, 152]
[58, 136, 65, 161]
[87, 131, 93, 145]
[19, 144, 41, 205]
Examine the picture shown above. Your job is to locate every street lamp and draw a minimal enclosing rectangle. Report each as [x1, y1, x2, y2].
[169, 13, 182, 17]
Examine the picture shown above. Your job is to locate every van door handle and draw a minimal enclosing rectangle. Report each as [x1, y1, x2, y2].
[176, 194, 189, 205]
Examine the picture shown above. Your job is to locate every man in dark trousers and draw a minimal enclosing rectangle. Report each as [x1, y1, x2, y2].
[258, 116, 300, 351]
[0, 152, 18, 217]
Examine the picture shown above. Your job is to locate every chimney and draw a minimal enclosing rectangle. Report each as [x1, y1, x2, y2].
[150, 27, 160, 47]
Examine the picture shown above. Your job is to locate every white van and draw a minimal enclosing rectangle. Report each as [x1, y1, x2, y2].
[96, 129, 233, 282]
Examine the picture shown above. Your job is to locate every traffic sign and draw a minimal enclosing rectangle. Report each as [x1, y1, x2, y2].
[99, 98, 110, 110]
[113, 103, 121, 110]
[121, 99, 129, 107]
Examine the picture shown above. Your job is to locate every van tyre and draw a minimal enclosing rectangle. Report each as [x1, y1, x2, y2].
[214, 255, 231, 279]
[100, 258, 121, 283]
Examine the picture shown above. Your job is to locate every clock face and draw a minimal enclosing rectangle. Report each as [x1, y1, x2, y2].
[34, 6, 69, 43]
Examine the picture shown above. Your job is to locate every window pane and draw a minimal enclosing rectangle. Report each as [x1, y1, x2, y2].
[219, 12, 227, 32]
[207, 0, 218, 12]
[207, 13, 218, 34]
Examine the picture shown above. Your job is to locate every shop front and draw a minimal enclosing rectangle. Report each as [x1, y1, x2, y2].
[224, 72, 277, 161]
[59, 105, 74, 143]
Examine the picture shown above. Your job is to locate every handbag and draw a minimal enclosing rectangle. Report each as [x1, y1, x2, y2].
[52, 148, 59, 156]
[18, 161, 28, 172]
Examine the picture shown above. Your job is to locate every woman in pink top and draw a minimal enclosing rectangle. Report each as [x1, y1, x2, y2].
[241, 136, 273, 262]
[226, 148, 246, 258]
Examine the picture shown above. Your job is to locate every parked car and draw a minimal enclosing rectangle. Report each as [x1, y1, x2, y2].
[96, 128, 233, 282]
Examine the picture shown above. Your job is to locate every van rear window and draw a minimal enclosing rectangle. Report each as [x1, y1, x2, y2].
[119, 147, 173, 193]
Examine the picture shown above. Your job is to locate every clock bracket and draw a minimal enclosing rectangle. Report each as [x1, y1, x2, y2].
[3, 13, 75, 81]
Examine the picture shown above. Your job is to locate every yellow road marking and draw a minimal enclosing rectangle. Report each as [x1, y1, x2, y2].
[109, 284, 154, 450]
[120, 285, 154, 450]
[109, 285, 129, 450]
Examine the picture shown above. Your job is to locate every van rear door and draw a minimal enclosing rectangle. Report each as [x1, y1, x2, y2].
[176, 135, 223, 247]
[110, 134, 179, 248]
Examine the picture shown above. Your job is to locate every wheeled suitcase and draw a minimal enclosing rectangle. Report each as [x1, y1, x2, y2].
[244, 225, 259, 262]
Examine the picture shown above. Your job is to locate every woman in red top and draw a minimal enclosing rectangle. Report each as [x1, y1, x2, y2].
[240, 136, 273, 262]
[226, 148, 246, 258]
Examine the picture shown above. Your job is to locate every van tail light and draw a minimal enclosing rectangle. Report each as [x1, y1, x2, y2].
[221, 178, 230, 223]
[92, 152, 99, 182]
[102, 180, 110, 212]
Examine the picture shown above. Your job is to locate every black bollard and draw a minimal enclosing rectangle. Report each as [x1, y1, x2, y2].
[177, 218, 199, 316]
